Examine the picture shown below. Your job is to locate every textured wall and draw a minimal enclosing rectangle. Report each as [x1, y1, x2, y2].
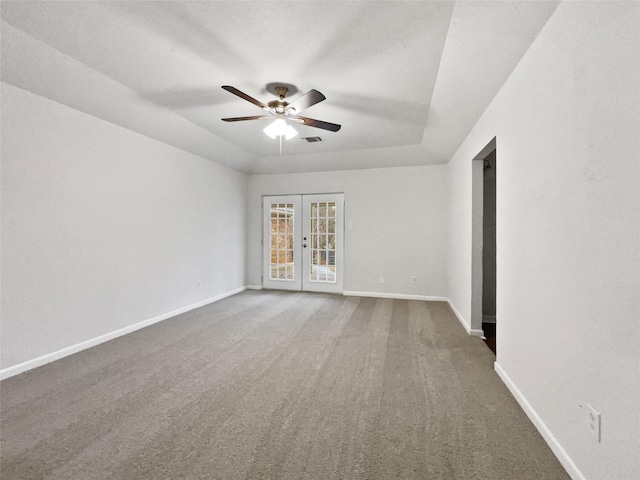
[446, 3, 640, 479]
[247, 166, 448, 298]
[1, 83, 248, 369]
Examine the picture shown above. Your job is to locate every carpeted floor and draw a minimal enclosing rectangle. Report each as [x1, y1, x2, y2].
[1, 291, 569, 479]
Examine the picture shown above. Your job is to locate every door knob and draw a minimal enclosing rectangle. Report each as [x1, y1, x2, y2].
[303, 244, 307, 248]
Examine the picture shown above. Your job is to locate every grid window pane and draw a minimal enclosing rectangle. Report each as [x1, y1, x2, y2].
[307, 201, 338, 284]
[269, 202, 295, 281]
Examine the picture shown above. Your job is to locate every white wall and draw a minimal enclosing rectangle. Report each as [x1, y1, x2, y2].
[1, 83, 248, 371]
[247, 166, 448, 298]
[446, 3, 639, 479]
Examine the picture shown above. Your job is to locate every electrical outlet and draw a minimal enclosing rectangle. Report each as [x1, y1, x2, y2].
[196, 280, 201, 289]
[582, 403, 601, 442]
[379, 276, 384, 284]
[348, 221, 353, 229]
[411, 276, 417, 284]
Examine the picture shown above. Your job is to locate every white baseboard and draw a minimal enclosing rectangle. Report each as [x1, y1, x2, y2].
[446, 299, 484, 337]
[343, 291, 448, 302]
[342, 292, 484, 337]
[482, 314, 496, 324]
[245, 285, 263, 290]
[0, 286, 246, 381]
[494, 362, 585, 480]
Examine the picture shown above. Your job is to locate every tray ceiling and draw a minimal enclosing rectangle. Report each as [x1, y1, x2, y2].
[1, 1, 558, 173]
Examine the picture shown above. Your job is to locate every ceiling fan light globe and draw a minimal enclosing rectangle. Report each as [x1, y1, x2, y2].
[263, 119, 297, 140]
[263, 119, 284, 139]
[284, 124, 298, 140]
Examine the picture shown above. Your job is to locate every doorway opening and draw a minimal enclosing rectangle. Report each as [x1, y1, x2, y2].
[262, 194, 344, 293]
[472, 138, 497, 354]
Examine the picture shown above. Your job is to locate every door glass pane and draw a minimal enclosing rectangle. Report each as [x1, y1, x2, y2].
[269, 203, 295, 281]
[308, 201, 337, 284]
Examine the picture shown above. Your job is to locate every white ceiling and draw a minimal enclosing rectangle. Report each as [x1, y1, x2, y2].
[1, 1, 558, 174]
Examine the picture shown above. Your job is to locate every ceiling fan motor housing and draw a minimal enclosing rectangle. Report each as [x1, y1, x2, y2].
[268, 99, 289, 114]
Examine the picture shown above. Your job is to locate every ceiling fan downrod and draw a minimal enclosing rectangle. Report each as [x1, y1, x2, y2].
[274, 86, 288, 100]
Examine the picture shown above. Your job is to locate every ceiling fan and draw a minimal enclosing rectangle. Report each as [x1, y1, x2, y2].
[221, 85, 341, 135]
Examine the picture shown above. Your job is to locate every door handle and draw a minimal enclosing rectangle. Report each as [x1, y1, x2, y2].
[303, 244, 307, 248]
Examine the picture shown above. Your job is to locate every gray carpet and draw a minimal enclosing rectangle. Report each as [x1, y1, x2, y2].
[1, 291, 569, 479]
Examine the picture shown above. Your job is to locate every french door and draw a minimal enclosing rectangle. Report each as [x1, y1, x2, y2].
[262, 194, 344, 293]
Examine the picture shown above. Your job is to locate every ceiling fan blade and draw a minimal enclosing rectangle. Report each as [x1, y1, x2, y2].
[221, 86, 269, 111]
[292, 116, 341, 132]
[222, 115, 271, 122]
[286, 89, 326, 114]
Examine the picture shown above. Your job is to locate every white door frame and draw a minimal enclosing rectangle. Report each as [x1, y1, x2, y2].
[471, 137, 496, 336]
[262, 194, 344, 293]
